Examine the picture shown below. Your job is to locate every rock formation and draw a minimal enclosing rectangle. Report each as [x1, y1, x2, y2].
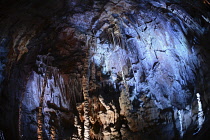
[0, 0, 210, 139]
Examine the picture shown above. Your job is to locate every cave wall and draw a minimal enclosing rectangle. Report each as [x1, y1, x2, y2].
[0, 0, 210, 139]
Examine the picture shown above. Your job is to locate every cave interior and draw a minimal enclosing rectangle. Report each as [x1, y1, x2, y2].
[0, 0, 210, 139]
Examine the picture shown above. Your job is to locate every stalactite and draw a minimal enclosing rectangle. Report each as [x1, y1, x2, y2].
[110, 29, 116, 49]
[52, 69, 57, 87]
[68, 79, 75, 106]
[68, 74, 83, 107]
[90, 61, 97, 91]
[38, 75, 42, 95]
[92, 37, 97, 52]
[71, 77, 78, 103]
[57, 74, 63, 97]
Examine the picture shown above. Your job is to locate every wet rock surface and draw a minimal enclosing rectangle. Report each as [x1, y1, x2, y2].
[0, 0, 210, 139]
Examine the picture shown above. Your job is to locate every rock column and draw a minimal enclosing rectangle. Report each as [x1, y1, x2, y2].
[82, 37, 91, 140]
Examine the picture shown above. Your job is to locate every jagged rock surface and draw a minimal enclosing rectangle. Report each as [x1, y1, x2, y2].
[0, 0, 210, 140]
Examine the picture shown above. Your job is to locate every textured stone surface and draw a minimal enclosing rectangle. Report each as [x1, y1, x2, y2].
[0, 0, 210, 139]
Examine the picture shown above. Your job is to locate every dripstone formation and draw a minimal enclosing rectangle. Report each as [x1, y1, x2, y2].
[0, 0, 210, 139]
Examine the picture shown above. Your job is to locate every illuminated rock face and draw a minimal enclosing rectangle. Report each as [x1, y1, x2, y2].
[0, 0, 210, 139]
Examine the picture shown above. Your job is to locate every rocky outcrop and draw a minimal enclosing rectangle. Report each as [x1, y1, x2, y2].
[0, 0, 210, 139]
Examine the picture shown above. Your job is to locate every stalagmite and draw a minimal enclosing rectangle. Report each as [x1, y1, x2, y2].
[197, 93, 204, 129]
[0, 130, 5, 140]
[194, 93, 205, 135]
[18, 101, 22, 139]
[82, 36, 91, 140]
[37, 75, 48, 140]
[18, 86, 27, 139]
[178, 110, 183, 138]
[37, 107, 43, 140]
[50, 126, 56, 140]
[74, 116, 82, 139]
